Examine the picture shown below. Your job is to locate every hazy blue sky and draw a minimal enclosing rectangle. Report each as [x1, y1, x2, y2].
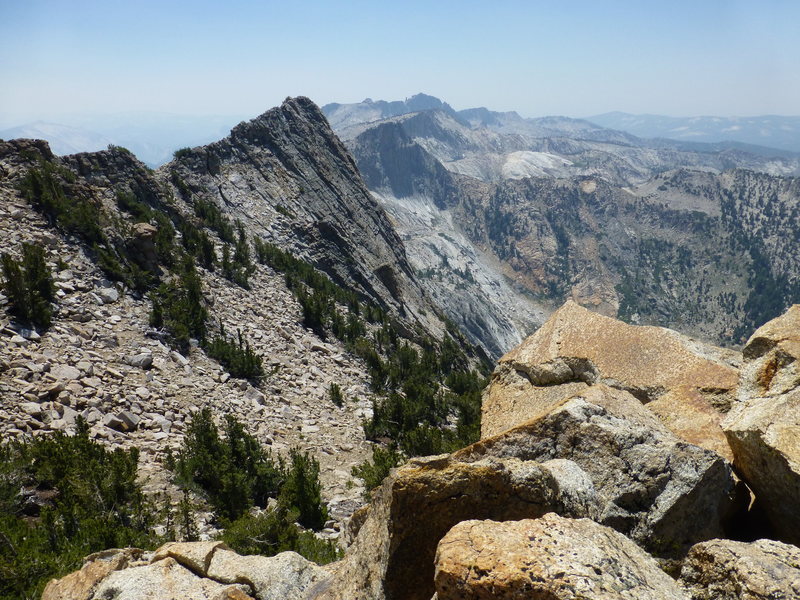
[1, 0, 798, 124]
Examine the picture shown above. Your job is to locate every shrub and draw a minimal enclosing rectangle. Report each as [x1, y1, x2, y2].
[170, 170, 191, 198]
[221, 223, 255, 288]
[275, 204, 295, 218]
[96, 244, 154, 292]
[351, 444, 402, 495]
[1, 244, 55, 329]
[178, 220, 216, 270]
[204, 326, 264, 381]
[107, 144, 132, 154]
[0, 420, 163, 599]
[19, 160, 104, 244]
[329, 382, 344, 407]
[193, 197, 234, 243]
[149, 257, 208, 353]
[174, 409, 284, 522]
[173, 147, 193, 160]
[220, 507, 341, 565]
[172, 411, 337, 564]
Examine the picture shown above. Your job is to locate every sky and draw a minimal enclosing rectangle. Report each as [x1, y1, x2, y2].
[1, 0, 798, 126]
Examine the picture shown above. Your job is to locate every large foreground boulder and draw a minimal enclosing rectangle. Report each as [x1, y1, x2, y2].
[723, 305, 800, 545]
[314, 455, 598, 600]
[483, 301, 738, 460]
[459, 384, 740, 557]
[317, 385, 738, 600]
[435, 514, 689, 600]
[680, 538, 800, 599]
[42, 541, 328, 600]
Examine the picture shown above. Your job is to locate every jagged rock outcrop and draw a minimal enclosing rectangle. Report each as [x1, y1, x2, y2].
[435, 515, 689, 600]
[315, 384, 739, 600]
[164, 97, 441, 334]
[315, 455, 598, 600]
[482, 301, 739, 461]
[723, 305, 800, 544]
[460, 384, 740, 557]
[42, 542, 328, 600]
[680, 538, 800, 600]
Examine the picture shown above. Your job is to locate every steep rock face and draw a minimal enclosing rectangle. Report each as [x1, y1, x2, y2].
[350, 121, 462, 208]
[723, 305, 800, 544]
[164, 97, 441, 333]
[459, 385, 739, 557]
[315, 455, 598, 600]
[435, 515, 689, 600]
[483, 300, 739, 461]
[348, 120, 546, 358]
[680, 538, 800, 600]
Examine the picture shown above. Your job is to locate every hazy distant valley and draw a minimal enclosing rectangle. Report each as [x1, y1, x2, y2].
[0, 113, 246, 167]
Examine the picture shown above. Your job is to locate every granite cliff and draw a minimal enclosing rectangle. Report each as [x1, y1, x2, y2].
[335, 102, 800, 354]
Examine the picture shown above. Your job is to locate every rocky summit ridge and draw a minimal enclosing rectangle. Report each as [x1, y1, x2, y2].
[40, 303, 800, 599]
[165, 97, 439, 331]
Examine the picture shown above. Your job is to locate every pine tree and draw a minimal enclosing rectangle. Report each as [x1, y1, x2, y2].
[1, 244, 55, 329]
[279, 449, 327, 530]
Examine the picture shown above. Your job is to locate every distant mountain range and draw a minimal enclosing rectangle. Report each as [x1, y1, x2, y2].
[3, 95, 797, 167]
[323, 94, 800, 187]
[587, 112, 800, 153]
